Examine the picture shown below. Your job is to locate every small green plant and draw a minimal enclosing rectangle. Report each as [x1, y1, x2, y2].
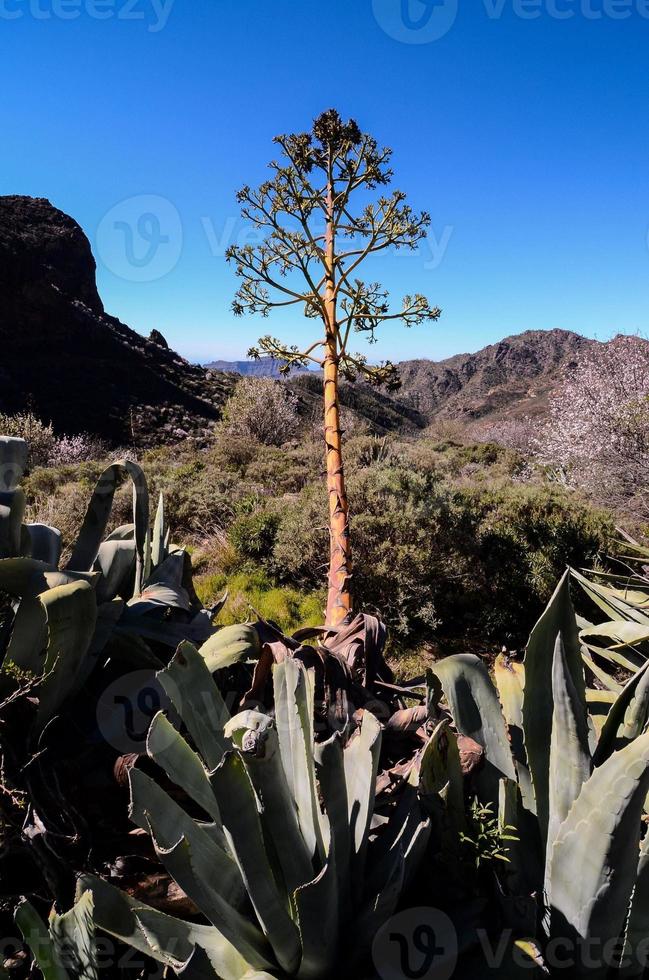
[459, 799, 518, 871]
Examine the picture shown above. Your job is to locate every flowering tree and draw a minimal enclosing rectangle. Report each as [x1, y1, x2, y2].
[536, 335, 649, 515]
[227, 109, 440, 624]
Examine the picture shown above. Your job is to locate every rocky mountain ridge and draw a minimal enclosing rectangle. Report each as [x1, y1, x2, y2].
[0, 195, 233, 445]
[1, 195, 631, 445]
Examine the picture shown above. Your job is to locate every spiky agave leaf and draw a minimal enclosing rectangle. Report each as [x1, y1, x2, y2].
[548, 730, 649, 976]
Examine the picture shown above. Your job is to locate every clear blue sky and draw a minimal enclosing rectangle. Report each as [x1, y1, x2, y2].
[2, 0, 648, 362]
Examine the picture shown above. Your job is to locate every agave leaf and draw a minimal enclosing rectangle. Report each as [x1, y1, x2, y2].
[151, 492, 166, 568]
[129, 773, 270, 964]
[15, 900, 69, 980]
[104, 524, 135, 542]
[77, 874, 274, 980]
[36, 581, 97, 725]
[146, 712, 222, 825]
[0, 488, 26, 559]
[274, 659, 327, 863]
[355, 845, 405, 954]
[15, 892, 98, 980]
[25, 524, 62, 568]
[370, 784, 431, 896]
[433, 654, 515, 806]
[210, 751, 301, 976]
[342, 708, 382, 885]
[293, 856, 339, 979]
[157, 642, 231, 770]
[129, 767, 240, 899]
[226, 713, 314, 898]
[128, 552, 191, 614]
[572, 568, 649, 627]
[581, 620, 649, 648]
[0, 559, 98, 598]
[620, 830, 649, 979]
[3, 594, 48, 675]
[200, 624, 261, 673]
[314, 731, 352, 917]
[594, 660, 649, 766]
[494, 656, 535, 814]
[523, 570, 584, 845]
[3, 582, 97, 727]
[499, 777, 542, 901]
[582, 641, 646, 675]
[418, 718, 467, 837]
[66, 461, 149, 580]
[546, 635, 592, 878]
[581, 650, 623, 693]
[48, 891, 98, 980]
[548, 729, 649, 972]
[91, 540, 136, 604]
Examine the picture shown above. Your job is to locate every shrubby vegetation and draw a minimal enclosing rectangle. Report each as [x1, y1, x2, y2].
[218, 376, 300, 447]
[0, 410, 105, 468]
[474, 335, 649, 523]
[21, 427, 613, 652]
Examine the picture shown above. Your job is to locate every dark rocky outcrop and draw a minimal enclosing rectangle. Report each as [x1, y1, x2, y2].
[0, 196, 233, 445]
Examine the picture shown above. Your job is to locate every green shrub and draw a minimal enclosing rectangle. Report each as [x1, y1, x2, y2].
[194, 567, 324, 633]
[0, 412, 55, 467]
[229, 511, 280, 560]
[269, 462, 612, 645]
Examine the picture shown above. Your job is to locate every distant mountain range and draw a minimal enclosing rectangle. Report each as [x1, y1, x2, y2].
[205, 357, 314, 379]
[207, 328, 597, 428]
[1, 195, 638, 446]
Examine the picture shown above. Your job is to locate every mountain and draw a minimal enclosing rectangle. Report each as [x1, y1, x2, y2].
[205, 357, 314, 379]
[207, 330, 598, 433]
[288, 373, 427, 435]
[394, 329, 595, 422]
[0, 196, 233, 445]
[0, 196, 625, 447]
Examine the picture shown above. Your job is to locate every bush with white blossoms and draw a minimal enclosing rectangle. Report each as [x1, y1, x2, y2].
[535, 334, 649, 517]
[48, 433, 106, 466]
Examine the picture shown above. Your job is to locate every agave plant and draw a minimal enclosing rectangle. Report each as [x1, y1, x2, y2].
[78, 643, 431, 979]
[429, 570, 649, 977]
[571, 535, 649, 703]
[15, 892, 97, 980]
[0, 435, 227, 910]
[0, 434, 236, 731]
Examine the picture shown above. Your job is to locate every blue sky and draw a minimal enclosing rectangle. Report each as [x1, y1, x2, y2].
[2, 0, 648, 363]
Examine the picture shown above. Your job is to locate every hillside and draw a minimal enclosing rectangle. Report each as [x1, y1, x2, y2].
[395, 329, 595, 421]
[209, 329, 599, 430]
[0, 196, 627, 444]
[0, 195, 233, 445]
